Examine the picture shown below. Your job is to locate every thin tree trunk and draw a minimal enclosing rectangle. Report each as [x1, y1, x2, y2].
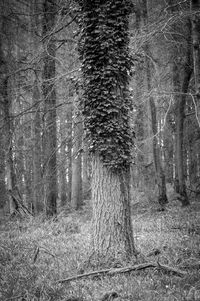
[1, 75, 18, 214]
[175, 63, 192, 206]
[66, 104, 72, 204]
[176, 88, 191, 206]
[82, 140, 91, 199]
[71, 101, 83, 210]
[149, 97, 168, 209]
[143, 0, 168, 208]
[42, 0, 57, 217]
[0, 35, 9, 210]
[0, 111, 8, 209]
[60, 112, 67, 207]
[32, 80, 43, 213]
[31, 0, 43, 214]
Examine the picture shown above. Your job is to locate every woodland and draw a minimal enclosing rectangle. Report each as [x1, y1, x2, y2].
[0, 0, 200, 300]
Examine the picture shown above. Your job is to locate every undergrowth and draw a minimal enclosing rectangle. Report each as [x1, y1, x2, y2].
[0, 194, 200, 301]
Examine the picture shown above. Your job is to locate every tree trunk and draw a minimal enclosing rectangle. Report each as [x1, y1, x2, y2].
[0, 74, 17, 214]
[176, 91, 190, 206]
[82, 141, 91, 199]
[171, 17, 192, 206]
[66, 103, 72, 204]
[91, 156, 135, 260]
[175, 64, 192, 206]
[30, 0, 43, 214]
[143, 0, 168, 208]
[71, 100, 83, 210]
[42, 0, 57, 217]
[78, 0, 136, 262]
[32, 79, 43, 213]
[149, 97, 168, 209]
[0, 34, 9, 211]
[60, 111, 68, 207]
[0, 111, 8, 209]
[191, 0, 200, 98]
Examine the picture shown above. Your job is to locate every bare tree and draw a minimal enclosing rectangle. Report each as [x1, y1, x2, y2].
[42, 0, 57, 216]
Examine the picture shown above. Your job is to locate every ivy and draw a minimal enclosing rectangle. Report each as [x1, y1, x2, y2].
[77, 0, 135, 170]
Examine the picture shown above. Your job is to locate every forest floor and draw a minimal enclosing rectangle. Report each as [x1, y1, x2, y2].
[0, 190, 200, 301]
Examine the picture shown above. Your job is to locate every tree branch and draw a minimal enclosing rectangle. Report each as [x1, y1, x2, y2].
[56, 262, 187, 284]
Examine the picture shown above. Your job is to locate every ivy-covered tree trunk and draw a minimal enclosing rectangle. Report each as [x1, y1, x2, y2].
[78, 0, 136, 262]
[42, 0, 57, 217]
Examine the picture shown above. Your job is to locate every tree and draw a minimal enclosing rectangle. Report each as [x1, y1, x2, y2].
[0, 6, 19, 214]
[77, 0, 136, 262]
[30, 0, 43, 214]
[191, 0, 200, 99]
[42, 0, 57, 216]
[71, 96, 83, 210]
[59, 110, 68, 206]
[0, 23, 9, 210]
[173, 19, 192, 206]
[66, 103, 73, 204]
[140, 0, 168, 208]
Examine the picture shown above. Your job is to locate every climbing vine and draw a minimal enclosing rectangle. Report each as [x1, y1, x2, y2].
[78, 0, 135, 170]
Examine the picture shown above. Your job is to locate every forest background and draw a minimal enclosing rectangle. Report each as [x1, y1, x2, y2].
[0, 0, 200, 301]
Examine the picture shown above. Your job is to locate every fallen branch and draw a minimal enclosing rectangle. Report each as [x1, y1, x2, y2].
[56, 262, 186, 284]
[179, 261, 200, 270]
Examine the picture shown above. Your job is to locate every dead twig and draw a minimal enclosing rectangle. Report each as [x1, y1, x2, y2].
[56, 262, 187, 284]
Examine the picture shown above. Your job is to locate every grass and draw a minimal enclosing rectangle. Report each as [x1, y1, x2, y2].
[0, 192, 200, 301]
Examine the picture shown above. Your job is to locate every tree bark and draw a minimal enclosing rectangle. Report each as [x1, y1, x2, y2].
[29, 0, 43, 214]
[66, 104, 72, 204]
[142, 0, 168, 208]
[175, 59, 192, 206]
[171, 16, 192, 206]
[91, 156, 135, 260]
[32, 79, 43, 213]
[60, 111, 68, 207]
[176, 83, 191, 206]
[0, 29, 9, 210]
[82, 140, 91, 199]
[42, 0, 57, 217]
[3, 78, 18, 214]
[0, 110, 8, 209]
[191, 0, 200, 98]
[0, 39, 17, 214]
[149, 97, 168, 209]
[78, 0, 136, 262]
[71, 99, 83, 210]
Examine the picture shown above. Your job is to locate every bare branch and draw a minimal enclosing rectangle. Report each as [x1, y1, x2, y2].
[56, 262, 187, 284]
